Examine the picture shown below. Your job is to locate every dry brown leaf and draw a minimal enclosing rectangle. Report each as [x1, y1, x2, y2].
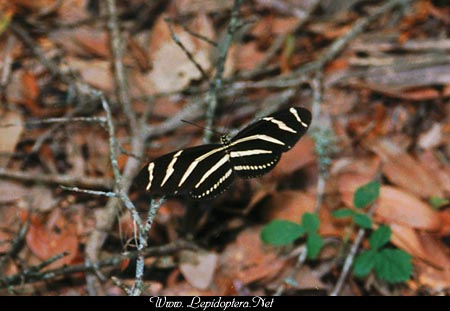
[179, 250, 218, 290]
[418, 123, 443, 150]
[0, 110, 23, 167]
[0, 180, 28, 203]
[148, 14, 214, 93]
[218, 226, 285, 285]
[66, 57, 113, 91]
[262, 190, 341, 237]
[371, 139, 443, 198]
[389, 223, 429, 262]
[391, 223, 449, 270]
[270, 136, 316, 178]
[25, 212, 79, 269]
[175, 0, 233, 15]
[376, 186, 441, 231]
[14, 0, 58, 11]
[338, 172, 441, 231]
[416, 261, 450, 292]
[417, 151, 450, 195]
[57, 0, 90, 24]
[338, 173, 375, 207]
[234, 41, 265, 71]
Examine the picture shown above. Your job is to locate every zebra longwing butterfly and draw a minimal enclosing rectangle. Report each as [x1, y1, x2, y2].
[138, 107, 311, 199]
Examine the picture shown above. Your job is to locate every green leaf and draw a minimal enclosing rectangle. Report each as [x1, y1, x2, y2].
[429, 196, 449, 209]
[374, 249, 413, 283]
[353, 181, 380, 209]
[353, 249, 377, 278]
[332, 208, 355, 218]
[261, 220, 305, 246]
[369, 225, 391, 250]
[301, 213, 320, 233]
[353, 213, 372, 229]
[306, 232, 323, 259]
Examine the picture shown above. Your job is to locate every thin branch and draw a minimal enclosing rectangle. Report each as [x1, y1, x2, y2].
[172, 19, 217, 47]
[203, 0, 243, 144]
[244, 0, 321, 80]
[0, 215, 29, 273]
[9, 21, 73, 85]
[25, 116, 106, 126]
[0, 167, 113, 190]
[60, 186, 117, 198]
[105, 0, 138, 131]
[330, 202, 379, 296]
[165, 18, 209, 80]
[330, 227, 366, 296]
[0, 240, 197, 288]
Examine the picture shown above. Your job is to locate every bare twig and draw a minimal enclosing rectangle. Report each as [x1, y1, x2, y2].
[0, 34, 16, 103]
[171, 19, 217, 47]
[9, 22, 73, 85]
[165, 18, 209, 80]
[0, 167, 113, 190]
[0, 215, 30, 274]
[330, 227, 367, 296]
[0, 240, 197, 288]
[244, 0, 321, 80]
[203, 0, 244, 144]
[25, 116, 106, 126]
[330, 202, 379, 296]
[105, 0, 138, 131]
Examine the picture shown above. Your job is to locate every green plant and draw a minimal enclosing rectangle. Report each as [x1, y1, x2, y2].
[261, 212, 323, 259]
[333, 180, 413, 284]
[332, 180, 380, 229]
[353, 225, 413, 283]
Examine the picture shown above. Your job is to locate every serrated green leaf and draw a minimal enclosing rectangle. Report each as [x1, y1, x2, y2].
[306, 232, 323, 259]
[353, 181, 380, 209]
[332, 208, 355, 218]
[353, 213, 372, 229]
[369, 225, 391, 250]
[374, 249, 413, 283]
[429, 196, 449, 209]
[353, 249, 377, 278]
[302, 212, 320, 233]
[261, 220, 305, 246]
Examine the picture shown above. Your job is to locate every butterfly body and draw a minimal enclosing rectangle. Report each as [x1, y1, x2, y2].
[138, 107, 311, 199]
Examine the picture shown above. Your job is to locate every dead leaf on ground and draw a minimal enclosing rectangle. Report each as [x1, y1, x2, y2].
[0, 110, 23, 167]
[416, 261, 450, 293]
[270, 136, 316, 178]
[179, 250, 218, 290]
[25, 211, 79, 269]
[0, 180, 28, 203]
[417, 150, 450, 195]
[338, 172, 441, 231]
[217, 226, 286, 285]
[50, 27, 109, 58]
[390, 222, 450, 270]
[66, 57, 113, 91]
[376, 186, 441, 231]
[234, 41, 266, 71]
[261, 190, 341, 237]
[148, 13, 214, 93]
[174, 0, 233, 15]
[370, 139, 443, 198]
[418, 123, 443, 150]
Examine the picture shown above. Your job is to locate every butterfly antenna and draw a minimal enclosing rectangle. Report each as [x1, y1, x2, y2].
[181, 119, 222, 136]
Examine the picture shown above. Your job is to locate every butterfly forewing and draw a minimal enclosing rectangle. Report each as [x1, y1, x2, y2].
[229, 107, 311, 178]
